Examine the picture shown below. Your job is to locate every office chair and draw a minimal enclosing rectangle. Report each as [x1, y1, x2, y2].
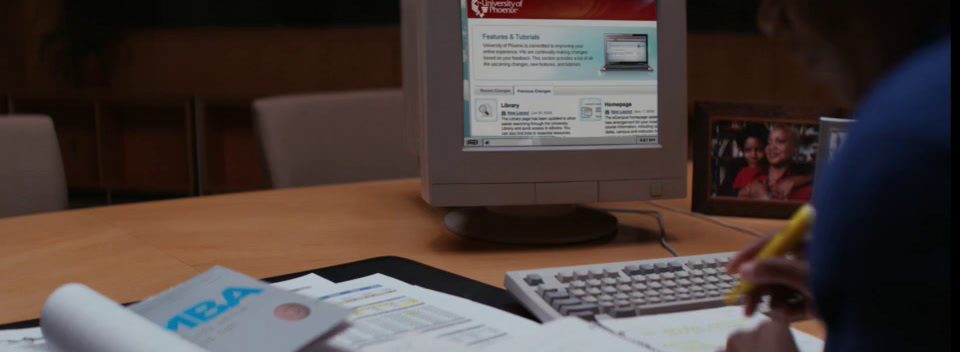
[0, 115, 68, 218]
[253, 89, 418, 189]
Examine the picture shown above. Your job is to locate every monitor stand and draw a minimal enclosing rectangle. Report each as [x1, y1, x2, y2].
[444, 205, 618, 245]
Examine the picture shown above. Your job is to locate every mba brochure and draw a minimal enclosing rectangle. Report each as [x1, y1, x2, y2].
[129, 266, 351, 352]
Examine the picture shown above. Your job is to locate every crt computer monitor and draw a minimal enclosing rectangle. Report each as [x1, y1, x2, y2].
[402, 0, 687, 244]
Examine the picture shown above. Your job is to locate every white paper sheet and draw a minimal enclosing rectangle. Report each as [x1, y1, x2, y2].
[478, 317, 656, 352]
[39, 284, 209, 352]
[294, 274, 539, 351]
[270, 274, 337, 294]
[363, 334, 472, 352]
[0, 327, 45, 351]
[597, 306, 825, 352]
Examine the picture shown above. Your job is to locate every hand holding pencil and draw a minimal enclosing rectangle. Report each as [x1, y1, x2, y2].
[725, 204, 816, 318]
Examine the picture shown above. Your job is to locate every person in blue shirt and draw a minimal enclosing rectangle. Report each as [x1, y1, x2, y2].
[724, 0, 950, 351]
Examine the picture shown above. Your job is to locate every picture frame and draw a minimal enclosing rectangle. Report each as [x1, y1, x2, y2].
[692, 102, 848, 219]
[814, 117, 858, 186]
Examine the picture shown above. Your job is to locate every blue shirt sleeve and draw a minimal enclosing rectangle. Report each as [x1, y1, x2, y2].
[810, 36, 951, 352]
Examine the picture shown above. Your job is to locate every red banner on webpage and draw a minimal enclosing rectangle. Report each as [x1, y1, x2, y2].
[467, 0, 656, 21]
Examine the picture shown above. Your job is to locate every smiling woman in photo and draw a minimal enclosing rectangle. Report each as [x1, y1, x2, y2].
[738, 125, 813, 201]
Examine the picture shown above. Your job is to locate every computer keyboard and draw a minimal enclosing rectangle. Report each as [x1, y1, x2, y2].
[504, 252, 741, 322]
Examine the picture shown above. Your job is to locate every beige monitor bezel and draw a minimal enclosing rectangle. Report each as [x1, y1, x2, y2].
[406, 0, 687, 206]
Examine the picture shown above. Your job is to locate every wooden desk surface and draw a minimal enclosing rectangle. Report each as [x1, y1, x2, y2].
[0, 173, 826, 338]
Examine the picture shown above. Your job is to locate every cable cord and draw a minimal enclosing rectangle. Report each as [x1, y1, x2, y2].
[647, 201, 767, 238]
[597, 208, 680, 257]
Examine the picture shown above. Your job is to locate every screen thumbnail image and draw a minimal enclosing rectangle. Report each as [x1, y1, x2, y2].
[580, 99, 603, 121]
[475, 99, 498, 122]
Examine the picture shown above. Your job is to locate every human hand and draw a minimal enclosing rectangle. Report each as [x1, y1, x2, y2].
[727, 235, 813, 319]
[738, 181, 770, 199]
[770, 179, 795, 200]
[724, 311, 800, 352]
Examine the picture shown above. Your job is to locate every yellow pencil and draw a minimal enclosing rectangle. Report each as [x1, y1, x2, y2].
[725, 204, 816, 306]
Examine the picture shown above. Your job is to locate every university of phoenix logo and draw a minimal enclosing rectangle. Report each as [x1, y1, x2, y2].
[472, 0, 524, 17]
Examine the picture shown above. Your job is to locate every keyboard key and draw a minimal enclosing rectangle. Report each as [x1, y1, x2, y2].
[616, 284, 633, 292]
[586, 287, 602, 295]
[570, 289, 587, 297]
[644, 290, 659, 297]
[552, 298, 582, 310]
[704, 268, 719, 275]
[669, 262, 685, 272]
[663, 280, 677, 288]
[677, 293, 692, 300]
[630, 292, 645, 299]
[614, 300, 631, 307]
[659, 288, 675, 295]
[648, 282, 663, 289]
[655, 263, 669, 272]
[537, 284, 561, 296]
[675, 287, 690, 294]
[575, 270, 590, 280]
[582, 296, 599, 303]
[677, 279, 692, 286]
[703, 284, 718, 291]
[602, 278, 618, 285]
[601, 286, 617, 294]
[632, 283, 648, 290]
[693, 292, 706, 299]
[719, 275, 735, 282]
[703, 258, 718, 267]
[661, 272, 676, 279]
[524, 274, 544, 286]
[662, 295, 677, 302]
[543, 289, 570, 303]
[639, 264, 655, 274]
[689, 285, 704, 292]
[587, 279, 602, 287]
[617, 277, 632, 285]
[717, 283, 732, 290]
[598, 294, 614, 302]
[647, 297, 662, 304]
[707, 290, 721, 297]
[603, 268, 620, 277]
[589, 269, 604, 278]
[624, 265, 641, 275]
[570, 280, 586, 289]
[631, 275, 647, 283]
[559, 303, 599, 315]
[647, 274, 662, 281]
[688, 260, 704, 269]
[691, 278, 706, 285]
[676, 271, 690, 279]
[556, 272, 574, 283]
[599, 301, 615, 313]
[706, 277, 720, 284]
[631, 298, 647, 305]
[612, 307, 637, 318]
[570, 310, 594, 318]
[614, 293, 630, 300]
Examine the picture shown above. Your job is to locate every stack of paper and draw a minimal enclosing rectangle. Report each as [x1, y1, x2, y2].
[1, 272, 825, 352]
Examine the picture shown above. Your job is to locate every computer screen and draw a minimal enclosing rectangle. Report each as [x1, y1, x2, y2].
[404, 0, 686, 210]
[462, 1, 660, 149]
[605, 34, 649, 64]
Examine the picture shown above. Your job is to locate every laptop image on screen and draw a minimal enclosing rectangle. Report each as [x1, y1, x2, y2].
[602, 34, 652, 71]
